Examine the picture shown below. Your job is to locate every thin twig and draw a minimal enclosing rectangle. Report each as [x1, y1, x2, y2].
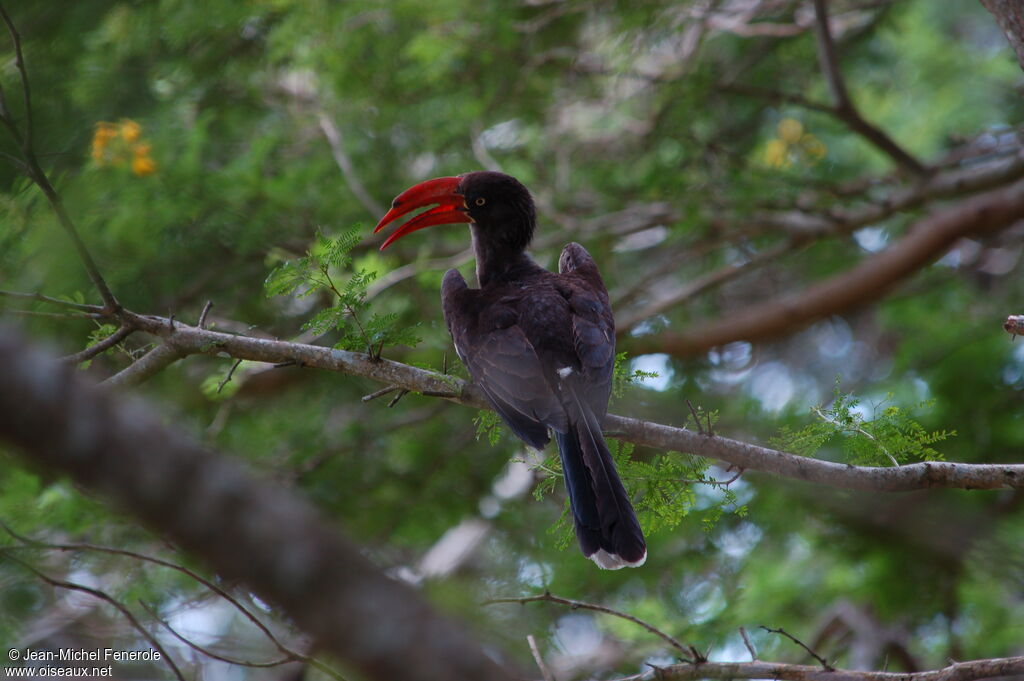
[526, 635, 555, 681]
[316, 111, 385, 217]
[812, 406, 900, 467]
[217, 358, 244, 394]
[0, 6, 121, 313]
[719, 83, 834, 114]
[0, 289, 104, 313]
[102, 341, 185, 388]
[0, 521, 346, 681]
[0, 4, 33, 156]
[60, 324, 133, 365]
[484, 591, 693, 659]
[198, 300, 214, 329]
[140, 601, 297, 669]
[2, 551, 186, 681]
[810, 0, 926, 176]
[362, 385, 399, 402]
[387, 388, 409, 408]
[739, 626, 757, 660]
[7, 309, 106, 320]
[761, 626, 833, 670]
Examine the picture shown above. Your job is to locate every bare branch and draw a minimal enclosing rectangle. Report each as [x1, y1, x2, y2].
[0, 4, 33, 155]
[317, 111, 385, 217]
[0, 289, 104, 313]
[610, 656, 1024, 681]
[618, 146, 1024, 335]
[2, 552, 186, 681]
[738, 627, 757, 660]
[761, 626, 832, 670]
[617, 240, 798, 332]
[484, 591, 693, 658]
[980, 0, 1024, 73]
[198, 300, 214, 329]
[526, 635, 555, 681]
[19, 301, 1023, 493]
[628, 177, 1024, 356]
[718, 82, 834, 114]
[139, 601, 297, 670]
[810, 0, 926, 176]
[217, 358, 244, 394]
[0, 326, 518, 681]
[7, 309, 106, 320]
[102, 340, 186, 388]
[0, 5, 121, 314]
[608, 412, 1024, 492]
[60, 324, 133, 365]
[0, 521, 344, 680]
[362, 384, 399, 402]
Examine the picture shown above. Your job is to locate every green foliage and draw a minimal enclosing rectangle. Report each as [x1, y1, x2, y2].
[771, 379, 955, 466]
[265, 228, 420, 357]
[474, 409, 504, 446]
[200, 360, 244, 401]
[534, 438, 744, 549]
[612, 351, 660, 399]
[77, 323, 120, 369]
[3, 0, 1023, 675]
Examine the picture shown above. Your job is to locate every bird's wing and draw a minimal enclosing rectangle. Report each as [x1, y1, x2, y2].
[559, 243, 616, 420]
[441, 269, 567, 448]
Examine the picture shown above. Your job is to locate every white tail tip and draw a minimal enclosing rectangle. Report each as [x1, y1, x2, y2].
[588, 548, 648, 570]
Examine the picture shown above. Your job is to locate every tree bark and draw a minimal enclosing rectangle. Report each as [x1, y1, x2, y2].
[0, 325, 516, 681]
[981, 0, 1024, 72]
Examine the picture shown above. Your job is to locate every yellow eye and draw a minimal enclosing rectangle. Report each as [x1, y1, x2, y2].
[475, 197, 486, 206]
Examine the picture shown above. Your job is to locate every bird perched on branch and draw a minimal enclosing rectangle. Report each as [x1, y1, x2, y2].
[374, 171, 646, 569]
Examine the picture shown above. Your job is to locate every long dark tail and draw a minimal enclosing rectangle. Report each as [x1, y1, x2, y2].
[555, 412, 647, 569]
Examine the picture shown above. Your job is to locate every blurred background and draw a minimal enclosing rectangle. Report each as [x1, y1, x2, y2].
[2, 1, 1024, 679]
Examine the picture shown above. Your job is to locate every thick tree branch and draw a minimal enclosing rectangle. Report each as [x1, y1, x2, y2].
[102, 340, 187, 388]
[626, 176, 1024, 356]
[613, 656, 1024, 681]
[980, 0, 1024, 72]
[13, 305, 1010, 493]
[616, 147, 1024, 335]
[0, 325, 517, 681]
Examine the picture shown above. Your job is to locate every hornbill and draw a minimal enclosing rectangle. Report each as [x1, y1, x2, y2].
[374, 171, 646, 569]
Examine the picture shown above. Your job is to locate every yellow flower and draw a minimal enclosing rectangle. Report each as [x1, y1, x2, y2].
[94, 122, 118, 141]
[120, 119, 142, 143]
[131, 155, 156, 177]
[764, 139, 790, 168]
[90, 118, 158, 176]
[777, 118, 804, 145]
[801, 134, 827, 162]
[91, 122, 118, 161]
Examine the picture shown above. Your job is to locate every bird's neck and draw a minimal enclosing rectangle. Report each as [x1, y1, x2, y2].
[470, 224, 539, 288]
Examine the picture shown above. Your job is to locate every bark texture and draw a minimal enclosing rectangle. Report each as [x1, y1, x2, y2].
[0, 326, 516, 681]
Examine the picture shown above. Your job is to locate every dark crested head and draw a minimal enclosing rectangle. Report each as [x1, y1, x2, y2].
[373, 170, 536, 252]
[458, 171, 536, 251]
